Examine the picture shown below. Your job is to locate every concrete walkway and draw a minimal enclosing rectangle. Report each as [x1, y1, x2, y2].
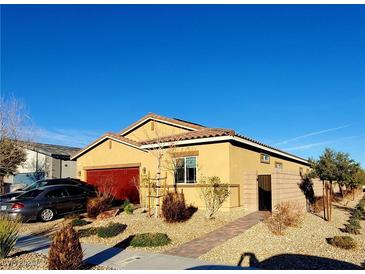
[164, 211, 268, 258]
[15, 233, 244, 270]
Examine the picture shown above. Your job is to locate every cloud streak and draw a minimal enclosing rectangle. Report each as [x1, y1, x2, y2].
[273, 124, 351, 146]
[282, 135, 364, 152]
[34, 128, 103, 148]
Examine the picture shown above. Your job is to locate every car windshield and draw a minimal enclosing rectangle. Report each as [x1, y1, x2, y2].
[17, 189, 43, 199]
[23, 181, 47, 191]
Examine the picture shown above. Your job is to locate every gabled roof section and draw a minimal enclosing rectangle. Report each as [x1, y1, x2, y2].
[119, 113, 206, 136]
[71, 132, 146, 160]
[73, 113, 308, 165]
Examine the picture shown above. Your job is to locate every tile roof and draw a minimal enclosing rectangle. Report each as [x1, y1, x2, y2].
[234, 133, 308, 162]
[72, 113, 308, 163]
[105, 132, 142, 147]
[140, 128, 235, 145]
[23, 141, 81, 157]
[70, 132, 145, 160]
[73, 132, 140, 155]
[140, 129, 308, 162]
[119, 112, 206, 135]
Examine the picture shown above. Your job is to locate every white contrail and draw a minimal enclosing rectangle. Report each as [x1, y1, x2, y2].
[274, 124, 351, 146]
[283, 135, 364, 152]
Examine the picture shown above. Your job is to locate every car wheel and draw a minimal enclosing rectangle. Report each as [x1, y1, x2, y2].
[39, 208, 55, 222]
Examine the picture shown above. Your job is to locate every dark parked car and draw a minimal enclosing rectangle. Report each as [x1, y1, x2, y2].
[0, 185, 94, 222]
[0, 178, 95, 202]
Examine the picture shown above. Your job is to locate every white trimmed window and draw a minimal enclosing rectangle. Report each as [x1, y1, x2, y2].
[174, 156, 197, 184]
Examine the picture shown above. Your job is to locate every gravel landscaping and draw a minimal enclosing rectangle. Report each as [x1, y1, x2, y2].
[14, 195, 365, 269]
[17, 207, 248, 253]
[0, 248, 112, 270]
[77, 207, 247, 253]
[200, 196, 365, 270]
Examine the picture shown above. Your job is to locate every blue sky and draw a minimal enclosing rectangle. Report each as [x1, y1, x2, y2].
[1, 5, 364, 166]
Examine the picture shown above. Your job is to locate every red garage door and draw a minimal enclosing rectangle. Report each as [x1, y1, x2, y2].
[86, 167, 140, 203]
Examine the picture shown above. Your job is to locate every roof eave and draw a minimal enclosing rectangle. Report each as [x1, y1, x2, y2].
[71, 135, 148, 160]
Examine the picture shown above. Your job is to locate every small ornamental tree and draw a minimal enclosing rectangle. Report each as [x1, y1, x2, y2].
[310, 148, 338, 221]
[334, 152, 359, 197]
[311, 148, 363, 221]
[199, 176, 230, 219]
[347, 168, 365, 198]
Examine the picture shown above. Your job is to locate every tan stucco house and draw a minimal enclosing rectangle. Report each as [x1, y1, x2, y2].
[72, 113, 317, 212]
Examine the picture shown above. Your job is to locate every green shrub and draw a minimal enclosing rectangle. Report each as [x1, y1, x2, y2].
[356, 204, 364, 213]
[78, 227, 97, 238]
[328, 236, 356, 249]
[359, 198, 365, 207]
[348, 217, 361, 228]
[130, 233, 171, 247]
[48, 224, 83, 269]
[121, 200, 131, 210]
[97, 222, 127, 238]
[71, 219, 89, 227]
[0, 214, 20, 258]
[344, 220, 361, 235]
[124, 203, 134, 215]
[352, 209, 363, 219]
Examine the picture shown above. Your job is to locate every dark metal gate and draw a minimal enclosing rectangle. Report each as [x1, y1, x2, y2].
[258, 174, 272, 211]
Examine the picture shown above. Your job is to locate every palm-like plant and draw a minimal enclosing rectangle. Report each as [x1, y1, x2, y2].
[0, 214, 21, 258]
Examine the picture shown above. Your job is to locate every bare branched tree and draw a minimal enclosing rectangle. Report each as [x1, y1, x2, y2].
[199, 175, 230, 219]
[0, 96, 30, 193]
[142, 127, 169, 218]
[134, 124, 191, 217]
[127, 123, 198, 218]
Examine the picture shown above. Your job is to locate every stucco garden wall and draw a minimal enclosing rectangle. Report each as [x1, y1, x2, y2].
[242, 171, 324, 212]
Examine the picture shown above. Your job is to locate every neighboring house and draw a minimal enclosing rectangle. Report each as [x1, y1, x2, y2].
[72, 113, 321, 211]
[4, 142, 80, 192]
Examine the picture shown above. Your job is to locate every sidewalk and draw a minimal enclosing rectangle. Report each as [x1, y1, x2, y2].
[15, 233, 243, 270]
[165, 211, 268, 258]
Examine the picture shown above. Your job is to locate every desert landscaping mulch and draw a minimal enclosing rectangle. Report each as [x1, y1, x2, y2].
[200, 196, 365, 270]
[19, 207, 248, 254]
[77, 207, 248, 253]
[0, 248, 113, 270]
